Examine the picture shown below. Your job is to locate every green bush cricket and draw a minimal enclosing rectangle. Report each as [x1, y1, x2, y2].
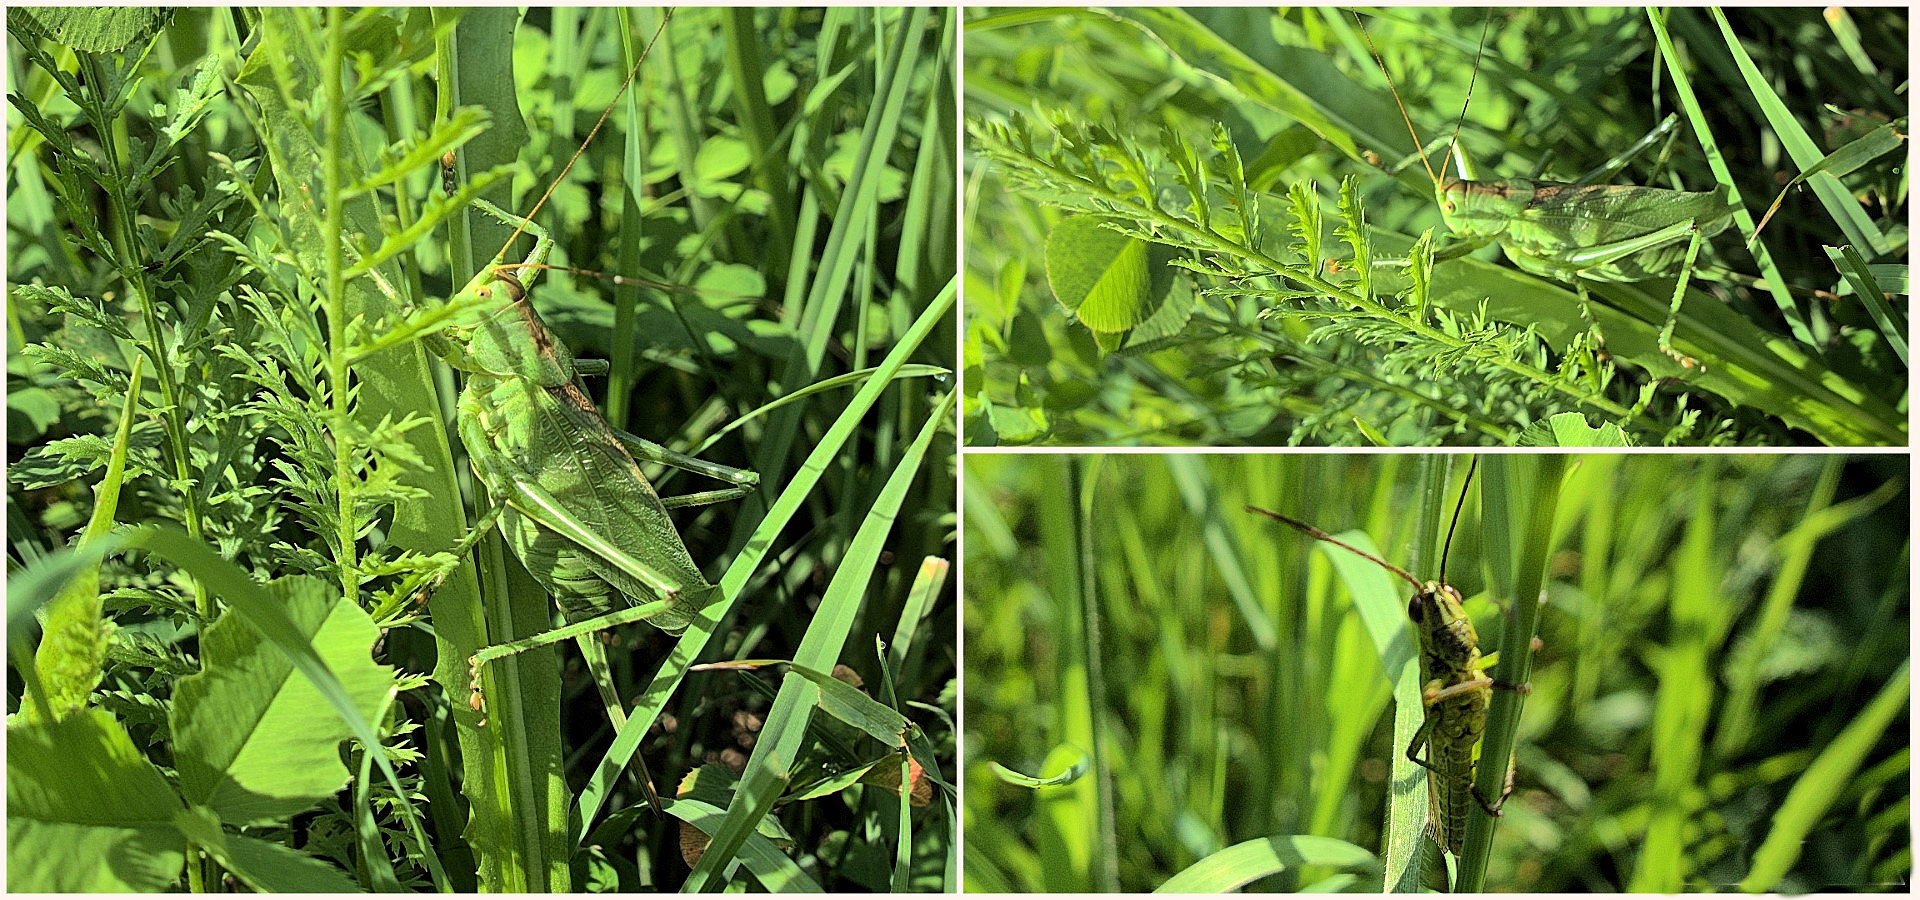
[1249, 461, 1520, 857]
[1356, 10, 1740, 369]
[403, 11, 759, 809]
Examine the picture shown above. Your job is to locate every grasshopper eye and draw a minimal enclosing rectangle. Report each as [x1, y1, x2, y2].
[1407, 594, 1426, 623]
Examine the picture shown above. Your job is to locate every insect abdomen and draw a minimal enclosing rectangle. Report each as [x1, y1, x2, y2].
[1426, 674, 1490, 855]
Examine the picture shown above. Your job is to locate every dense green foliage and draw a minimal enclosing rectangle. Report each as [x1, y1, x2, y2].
[964, 455, 1908, 891]
[964, 7, 1908, 446]
[9, 7, 956, 891]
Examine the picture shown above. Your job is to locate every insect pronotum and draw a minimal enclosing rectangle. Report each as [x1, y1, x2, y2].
[1248, 460, 1518, 856]
[1355, 10, 1739, 369]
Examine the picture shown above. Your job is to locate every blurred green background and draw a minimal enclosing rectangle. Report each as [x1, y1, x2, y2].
[962, 454, 1908, 891]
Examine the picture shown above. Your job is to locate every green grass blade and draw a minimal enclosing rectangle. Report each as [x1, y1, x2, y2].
[1155, 835, 1380, 893]
[1456, 455, 1562, 892]
[1739, 660, 1912, 891]
[684, 388, 956, 889]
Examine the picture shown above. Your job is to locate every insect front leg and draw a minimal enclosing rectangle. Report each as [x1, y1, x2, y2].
[409, 499, 511, 608]
[467, 197, 555, 280]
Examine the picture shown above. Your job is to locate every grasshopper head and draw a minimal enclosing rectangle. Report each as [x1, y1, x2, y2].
[454, 265, 577, 383]
[1409, 580, 1481, 664]
[1436, 179, 1528, 240]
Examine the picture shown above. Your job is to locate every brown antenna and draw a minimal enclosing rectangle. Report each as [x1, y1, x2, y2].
[1353, 9, 1495, 187]
[1247, 506, 1423, 590]
[1352, 9, 1440, 190]
[492, 10, 675, 264]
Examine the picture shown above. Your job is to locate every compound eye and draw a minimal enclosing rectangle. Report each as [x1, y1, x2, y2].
[1406, 594, 1425, 623]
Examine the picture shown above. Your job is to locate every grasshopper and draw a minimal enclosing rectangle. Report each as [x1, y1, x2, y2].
[1249, 463, 1517, 856]
[405, 11, 759, 805]
[1357, 10, 1740, 368]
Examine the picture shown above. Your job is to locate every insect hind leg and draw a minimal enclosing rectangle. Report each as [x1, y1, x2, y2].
[1470, 752, 1520, 817]
[1405, 714, 1506, 817]
[1656, 224, 1707, 369]
[612, 427, 760, 508]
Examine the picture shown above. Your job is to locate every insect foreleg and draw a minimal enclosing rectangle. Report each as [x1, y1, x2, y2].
[410, 500, 511, 605]
[468, 197, 553, 274]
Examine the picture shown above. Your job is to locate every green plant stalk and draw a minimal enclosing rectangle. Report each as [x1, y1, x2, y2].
[982, 137, 1662, 430]
[321, 7, 357, 630]
[1077, 458, 1122, 891]
[1454, 455, 1561, 890]
[422, 8, 567, 889]
[74, 44, 214, 622]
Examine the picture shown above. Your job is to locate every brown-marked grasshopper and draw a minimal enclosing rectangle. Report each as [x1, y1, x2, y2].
[1250, 461, 1522, 856]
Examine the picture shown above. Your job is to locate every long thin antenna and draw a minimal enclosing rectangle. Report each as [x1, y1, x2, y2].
[492, 10, 675, 264]
[1438, 457, 1478, 586]
[1353, 10, 1441, 189]
[1248, 506, 1423, 590]
[1443, 11, 1495, 183]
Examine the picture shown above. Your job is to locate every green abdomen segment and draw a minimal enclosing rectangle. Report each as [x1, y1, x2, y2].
[460, 373, 713, 635]
[1425, 680, 1489, 855]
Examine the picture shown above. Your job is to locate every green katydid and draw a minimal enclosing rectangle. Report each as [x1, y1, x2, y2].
[1356, 10, 1740, 368]
[1249, 460, 1522, 858]
[407, 11, 759, 808]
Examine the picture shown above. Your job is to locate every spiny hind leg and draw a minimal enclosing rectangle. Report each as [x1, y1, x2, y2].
[1656, 224, 1707, 370]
